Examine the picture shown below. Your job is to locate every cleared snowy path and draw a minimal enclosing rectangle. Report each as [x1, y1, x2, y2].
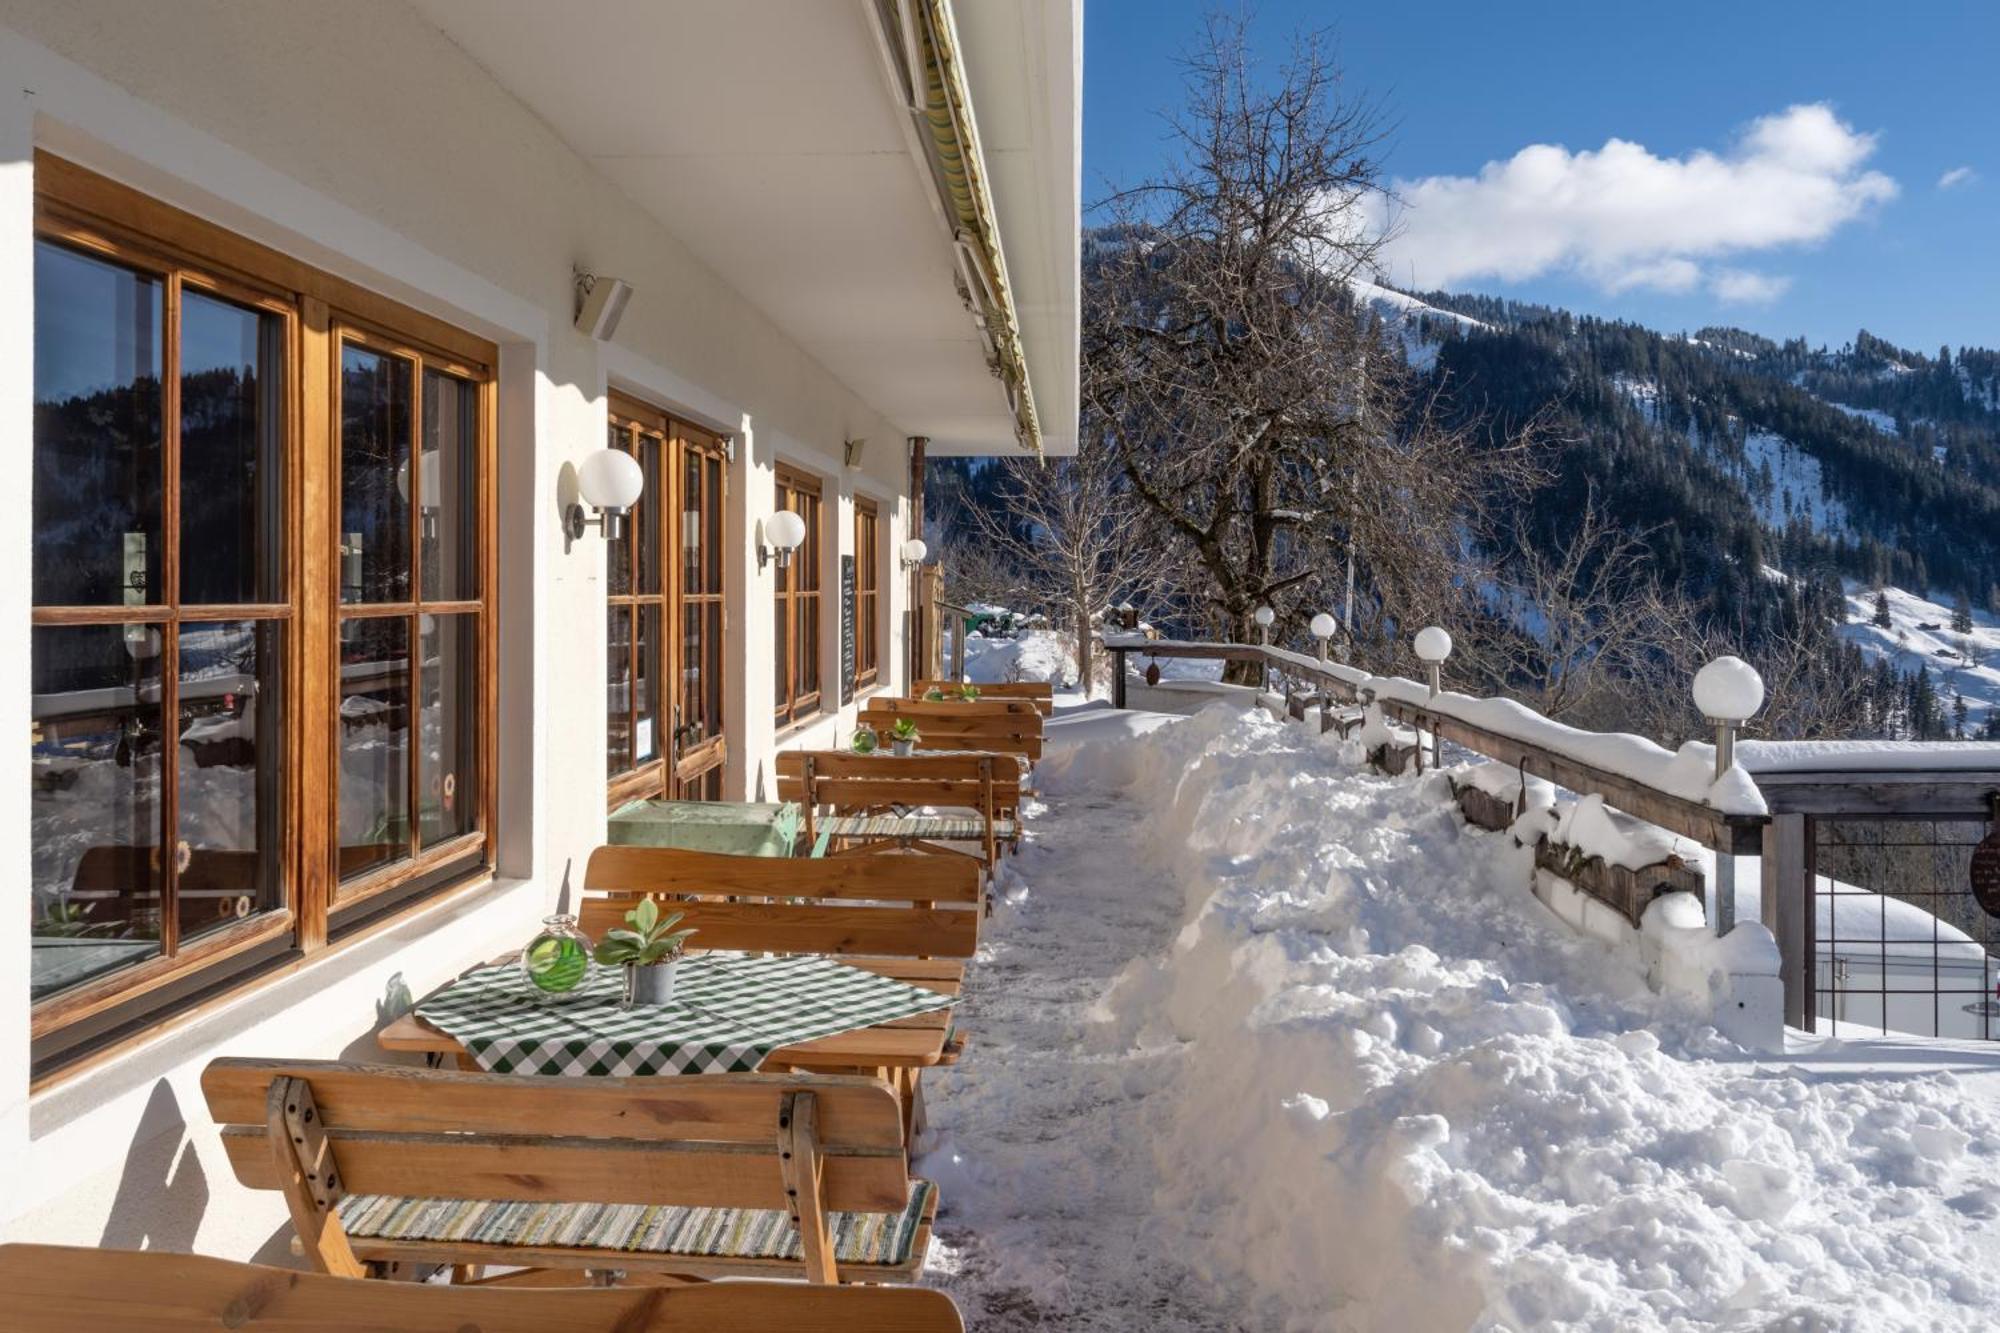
[917, 707, 1256, 1331]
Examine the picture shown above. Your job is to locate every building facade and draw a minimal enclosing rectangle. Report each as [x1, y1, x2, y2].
[0, 0, 1078, 1257]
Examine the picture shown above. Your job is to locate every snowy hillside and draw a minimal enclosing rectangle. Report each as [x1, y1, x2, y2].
[926, 704, 2000, 1330]
[1840, 583, 2000, 729]
[1351, 277, 1486, 371]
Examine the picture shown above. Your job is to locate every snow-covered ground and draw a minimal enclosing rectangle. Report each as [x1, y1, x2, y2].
[923, 703, 2000, 1330]
[960, 629, 1083, 689]
[1839, 582, 2000, 730]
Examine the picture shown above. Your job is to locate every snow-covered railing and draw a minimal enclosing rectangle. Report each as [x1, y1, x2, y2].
[1105, 628, 2000, 1033]
[1104, 633, 1768, 857]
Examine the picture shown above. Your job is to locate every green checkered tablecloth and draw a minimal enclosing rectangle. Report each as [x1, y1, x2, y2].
[415, 954, 956, 1076]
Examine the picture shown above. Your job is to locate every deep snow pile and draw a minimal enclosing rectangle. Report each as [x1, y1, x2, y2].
[961, 629, 1081, 689]
[1033, 705, 2000, 1331]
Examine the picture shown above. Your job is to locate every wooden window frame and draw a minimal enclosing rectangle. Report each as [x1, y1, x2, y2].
[773, 467, 824, 727]
[28, 155, 498, 1078]
[605, 396, 730, 810]
[854, 497, 880, 690]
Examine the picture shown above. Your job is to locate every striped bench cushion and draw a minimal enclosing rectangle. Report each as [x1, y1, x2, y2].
[338, 1179, 934, 1268]
[821, 814, 1018, 842]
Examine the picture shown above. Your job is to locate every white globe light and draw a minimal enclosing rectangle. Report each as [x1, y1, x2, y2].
[1693, 655, 1765, 722]
[1310, 612, 1337, 639]
[396, 450, 442, 507]
[1253, 605, 1275, 627]
[577, 447, 644, 510]
[766, 508, 808, 552]
[901, 537, 929, 564]
[1414, 626, 1453, 663]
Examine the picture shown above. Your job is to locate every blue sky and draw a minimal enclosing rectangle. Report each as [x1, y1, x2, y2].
[1085, 1, 1996, 351]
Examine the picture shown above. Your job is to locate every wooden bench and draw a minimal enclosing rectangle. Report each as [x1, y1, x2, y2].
[582, 845, 981, 1138]
[201, 1059, 938, 1288]
[858, 699, 1044, 762]
[0, 1243, 966, 1330]
[775, 751, 1020, 867]
[912, 679, 1055, 716]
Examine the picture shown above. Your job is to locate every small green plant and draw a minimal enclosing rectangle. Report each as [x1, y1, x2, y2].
[923, 687, 946, 701]
[592, 896, 697, 967]
[890, 717, 921, 742]
[850, 726, 879, 754]
[958, 683, 981, 701]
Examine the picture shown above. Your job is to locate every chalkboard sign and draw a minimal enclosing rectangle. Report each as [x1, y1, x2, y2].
[1973, 834, 2000, 919]
[839, 554, 857, 704]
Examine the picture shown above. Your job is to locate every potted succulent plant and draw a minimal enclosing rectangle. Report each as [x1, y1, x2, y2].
[850, 725, 879, 755]
[889, 716, 922, 757]
[592, 895, 698, 1006]
[958, 682, 981, 701]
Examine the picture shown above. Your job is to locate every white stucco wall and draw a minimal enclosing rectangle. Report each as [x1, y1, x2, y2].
[0, 2, 924, 1258]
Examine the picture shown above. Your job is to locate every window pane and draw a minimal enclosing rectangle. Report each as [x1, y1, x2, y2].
[338, 616, 410, 879]
[177, 620, 283, 945]
[418, 612, 477, 847]
[704, 601, 723, 742]
[180, 291, 283, 605]
[31, 623, 164, 999]
[682, 447, 703, 598]
[608, 605, 632, 775]
[704, 453, 724, 594]
[635, 602, 661, 766]
[607, 425, 632, 598]
[340, 345, 412, 604]
[420, 369, 479, 602]
[798, 592, 819, 698]
[681, 601, 704, 741]
[638, 434, 662, 597]
[33, 242, 163, 607]
[773, 582, 789, 713]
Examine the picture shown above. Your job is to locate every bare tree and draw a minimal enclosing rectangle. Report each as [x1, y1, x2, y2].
[967, 446, 1170, 690]
[1084, 16, 1536, 681]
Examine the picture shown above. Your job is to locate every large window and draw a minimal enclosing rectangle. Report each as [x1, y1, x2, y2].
[773, 468, 823, 726]
[29, 156, 496, 1075]
[606, 395, 728, 805]
[854, 497, 880, 690]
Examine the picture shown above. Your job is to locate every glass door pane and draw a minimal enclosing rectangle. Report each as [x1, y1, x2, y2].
[180, 291, 283, 604]
[339, 345, 412, 604]
[176, 619, 283, 944]
[337, 616, 410, 879]
[420, 369, 479, 601]
[30, 623, 165, 998]
[33, 242, 163, 608]
[418, 612, 478, 847]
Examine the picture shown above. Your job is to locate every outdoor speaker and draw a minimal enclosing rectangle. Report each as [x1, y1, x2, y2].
[575, 273, 633, 342]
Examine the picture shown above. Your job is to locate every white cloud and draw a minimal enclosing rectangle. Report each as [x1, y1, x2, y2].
[1370, 104, 1896, 300]
[1709, 268, 1792, 304]
[1938, 166, 1977, 190]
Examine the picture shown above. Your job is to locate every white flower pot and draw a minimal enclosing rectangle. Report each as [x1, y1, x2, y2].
[624, 959, 680, 1007]
[892, 739, 916, 757]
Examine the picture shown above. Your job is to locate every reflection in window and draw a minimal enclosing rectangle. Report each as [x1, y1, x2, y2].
[418, 613, 478, 848]
[340, 345, 412, 604]
[176, 620, 283, 946]
[338, 616, 410, 879]
[181, 291, 283, 604]
[30, 623, 165, 999]
[420, 369, 479, 601]
[607, 604, 633, 777]
[32, 242, 162, 608]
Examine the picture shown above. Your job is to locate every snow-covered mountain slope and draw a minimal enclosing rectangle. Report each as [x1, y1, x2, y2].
[1351, 277, 1486, 371]
[1840, 582, 2000, 728]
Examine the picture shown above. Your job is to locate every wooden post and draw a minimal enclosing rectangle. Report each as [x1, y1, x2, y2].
[1112, 648, 1127, 709]
[1761, 813, 1814, 1030]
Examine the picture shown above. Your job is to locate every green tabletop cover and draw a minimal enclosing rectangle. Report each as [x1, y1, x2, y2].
[608, 799, 801, 857]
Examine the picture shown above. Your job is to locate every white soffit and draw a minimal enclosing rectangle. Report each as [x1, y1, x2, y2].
[413, 0, 1079, 457]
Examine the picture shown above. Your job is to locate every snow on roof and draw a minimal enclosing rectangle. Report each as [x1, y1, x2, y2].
[1740, 739, 2000, 774]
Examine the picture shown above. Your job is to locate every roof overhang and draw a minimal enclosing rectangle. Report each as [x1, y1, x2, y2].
[413, 0, 1079, 457]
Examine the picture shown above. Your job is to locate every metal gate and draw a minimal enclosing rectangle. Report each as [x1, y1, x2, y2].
[1813, 816, 2000, 1040]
